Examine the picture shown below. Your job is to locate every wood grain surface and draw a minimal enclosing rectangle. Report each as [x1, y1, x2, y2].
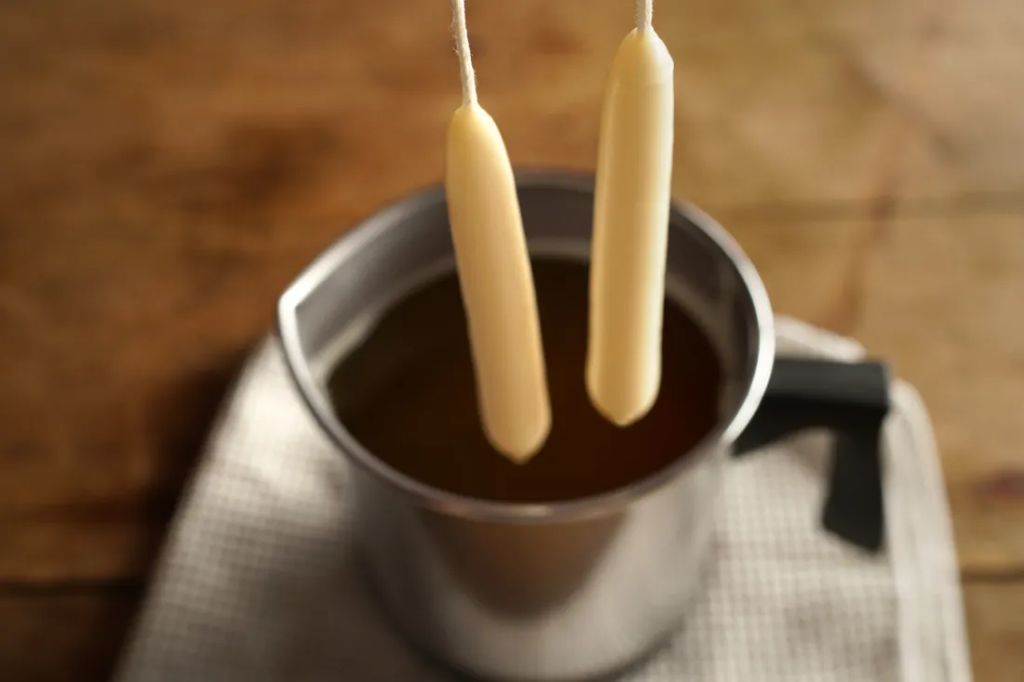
[1, 0, 1021, 679]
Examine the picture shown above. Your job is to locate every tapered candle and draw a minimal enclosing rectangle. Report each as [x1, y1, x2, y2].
[587, 0, 675, 426]
[445, 0, 550, 461]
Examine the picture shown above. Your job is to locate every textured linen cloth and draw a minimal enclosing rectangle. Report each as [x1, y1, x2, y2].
[116, 317, 972, 682]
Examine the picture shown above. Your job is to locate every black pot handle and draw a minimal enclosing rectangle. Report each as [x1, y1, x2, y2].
[734, 357, 891, 551]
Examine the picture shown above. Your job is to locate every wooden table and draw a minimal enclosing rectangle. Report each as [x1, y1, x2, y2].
[1, 1, 1021, 679]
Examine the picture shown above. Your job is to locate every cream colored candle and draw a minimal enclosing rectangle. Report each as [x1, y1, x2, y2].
[587, 2, 674, 426]
[445, 0, 550, 462]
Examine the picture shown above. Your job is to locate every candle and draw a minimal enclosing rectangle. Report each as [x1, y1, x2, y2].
[445, 0, 551, 462]
[587, 1, 675, 426]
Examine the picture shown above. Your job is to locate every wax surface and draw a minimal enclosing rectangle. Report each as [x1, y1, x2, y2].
[587, 27, 675, 426]
[445, 103, 551, 461]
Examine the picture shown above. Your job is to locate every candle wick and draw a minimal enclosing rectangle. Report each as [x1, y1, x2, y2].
[451, 0, 478, 106]
[635, 0, 653, 31]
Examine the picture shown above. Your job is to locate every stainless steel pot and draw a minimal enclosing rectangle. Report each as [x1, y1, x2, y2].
[277, 172, 881, 681]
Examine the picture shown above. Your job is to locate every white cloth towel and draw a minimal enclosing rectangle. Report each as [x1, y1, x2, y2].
[116, 317, 972, 681]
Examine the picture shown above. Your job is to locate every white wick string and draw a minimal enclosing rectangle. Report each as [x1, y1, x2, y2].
[451, 0, 478, 105]
[635, 0, 653, 31]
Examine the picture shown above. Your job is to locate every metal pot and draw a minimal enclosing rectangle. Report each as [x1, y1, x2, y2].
[277, 172, 887, 681]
